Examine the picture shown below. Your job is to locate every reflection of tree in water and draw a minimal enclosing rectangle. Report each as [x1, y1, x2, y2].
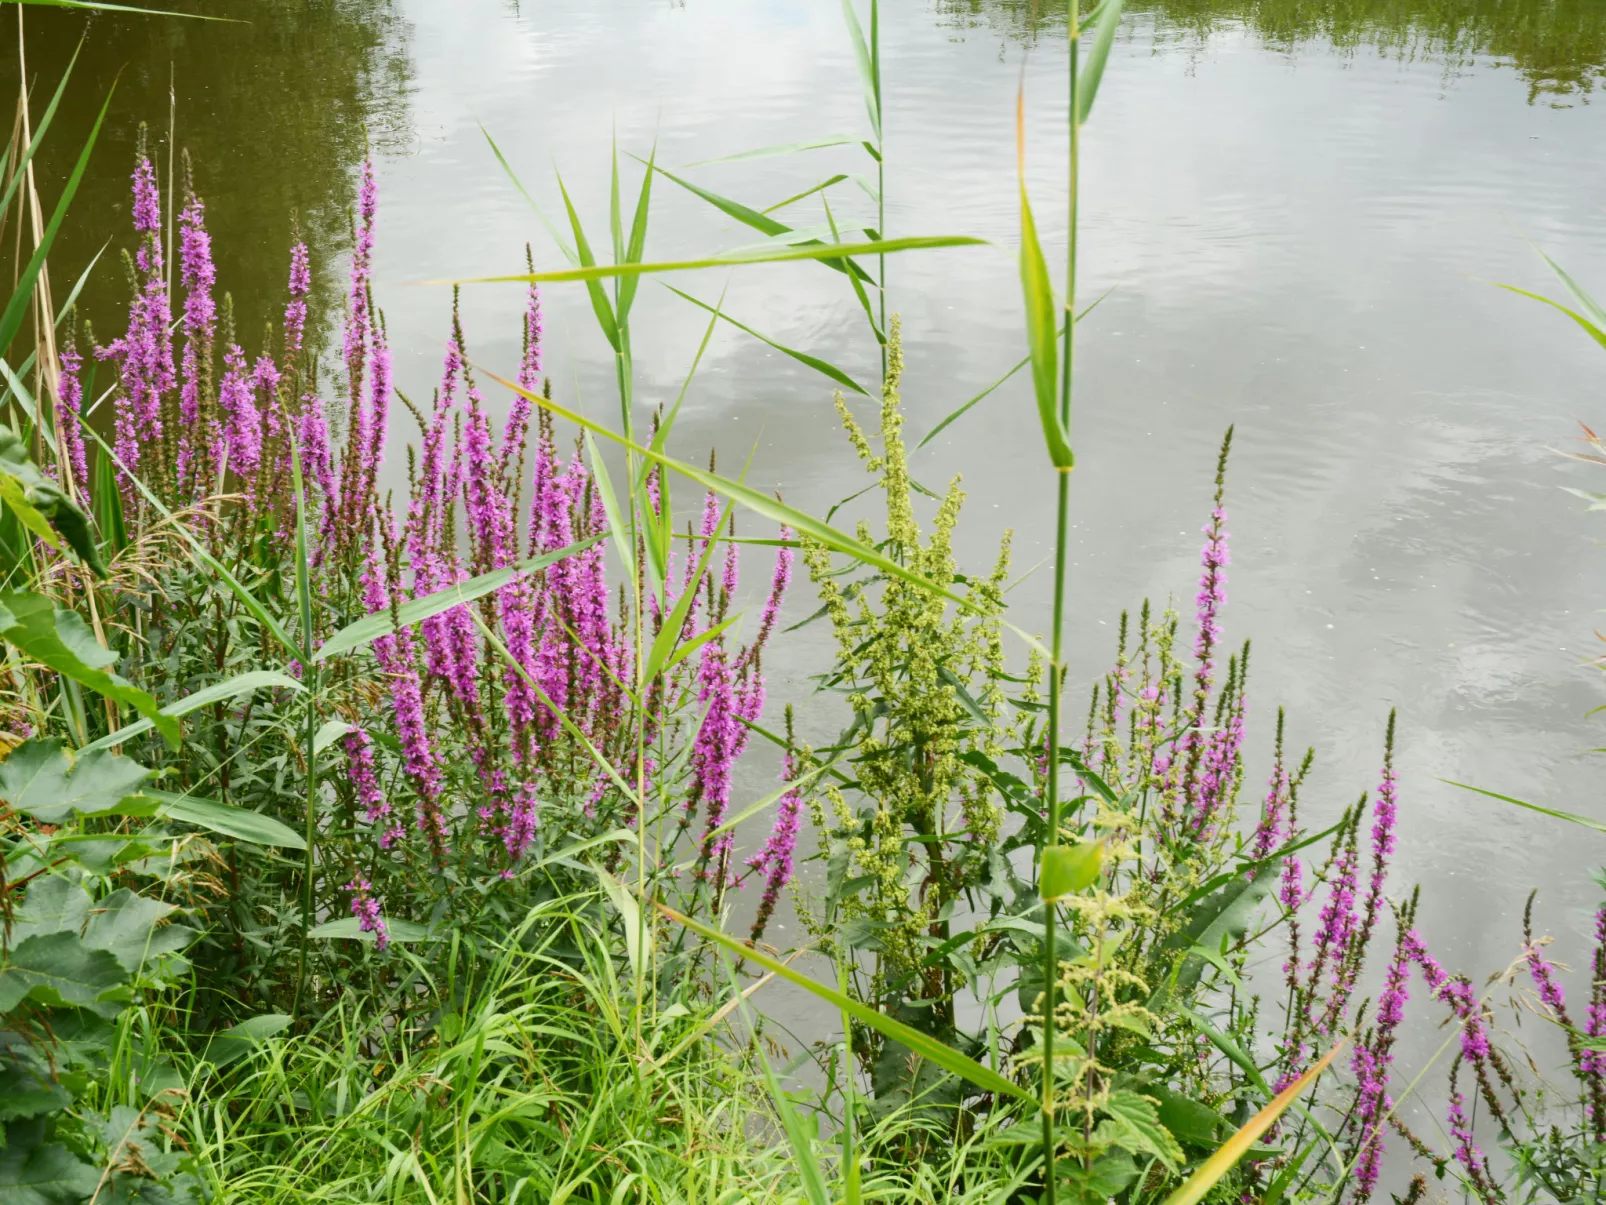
[0, 0, 412, 367]
[935, 0, 1606, 100]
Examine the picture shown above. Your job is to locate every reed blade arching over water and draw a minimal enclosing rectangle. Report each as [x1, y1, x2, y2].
[0, 1, 1599, 1202]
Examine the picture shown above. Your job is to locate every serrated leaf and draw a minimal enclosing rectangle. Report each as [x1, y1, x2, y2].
[0, 931, 126, 1015]
[0, 739, 150, 824]
[1104, 1088, 1185, 1170]
[8, 875, 90, 946]
[0, 1130, 100, 1205]
[0, 594, 177, 748]
[82, 888, 191, 973]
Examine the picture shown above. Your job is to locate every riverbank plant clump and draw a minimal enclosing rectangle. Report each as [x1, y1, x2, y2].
[2, 1, 1606, 1202]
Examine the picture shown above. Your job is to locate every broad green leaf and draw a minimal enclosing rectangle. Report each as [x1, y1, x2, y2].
[0, 1055, 70, 1123]
[80, 668, 303, 753]
[0, 426, 103, 575]
[1149, 874, 1273, 1006]
[313, 719, 356, 755]
[9, 875, 90, 945]
[657, 902, 1034, 1105]
[1077, 0, 1126, 123]
[594, 865, 651, 983]
[1040, 840, 1103, 901]
[1157, 1043, 1343, 1205]
[1103, 1088, 1185, 1170]
[1446, 779, 1606, 835]
[447, 235, 985, 287]
[0, 931, 126, 1014]
[665, 285, 868, 395]
[125, 789, 305, 850]
[0, 1131, 99, 1205]
[307, 917, 435, 942]
[81, 888, 192, 974]
[1016, 95, 1073, 470]
[0, 738, 149, 824]
[202, 1013, 293, 1067]
[314, 538, 601, 662]
[0, 592, 177, 747]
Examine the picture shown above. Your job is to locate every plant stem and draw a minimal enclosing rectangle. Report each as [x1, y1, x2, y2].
[1041, 2, 1083, 1199]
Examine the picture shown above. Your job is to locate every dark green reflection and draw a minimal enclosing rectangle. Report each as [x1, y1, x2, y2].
[0, 0, 411, 364]
[936, 0, 1606, 99]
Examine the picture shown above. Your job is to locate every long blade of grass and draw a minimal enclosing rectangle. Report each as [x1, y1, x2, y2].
[763, 174, 849, 216]
[1156, 1042, 1344, 1205]
[657, 901, 1035, 1105]
[556, 173, 620, 352]
[22, 0, 235, 17]
[480, 125, 577, 265]
[617, 141, 655, 326]
[642, 499, 731, 686]
[1016, 91, 1073, 470]
[442, 234, 985, 287]
[663, 284, 868, 395]
[0, 38, 79, 232]
[1445, 779, 1606, 835]
[0, 80, 113, 360]
[1076, 0, 1126, 123]
[702, 761, 828, 842]
[79, 669, 303, 753]
[682, 135, 855, 168]
[840, 0, 881, 141]
[314, 537, 603, 662]
[1538, 246, 1606, 328]
[481, 367, 984, 618]
[915, 291, 1111, 450]
[1495, 284, 1606, 354]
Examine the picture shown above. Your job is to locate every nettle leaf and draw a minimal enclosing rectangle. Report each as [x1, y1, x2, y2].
[0, 1120, 100, 1205]
[0, 931, 127, 1017]
[0, 595, 177, 748]
[1149, 1084, 1228, 1149]
[0, 739, 150, 825]
[82, 889, 193, 975]
[1103, 1088, 1186, 1170]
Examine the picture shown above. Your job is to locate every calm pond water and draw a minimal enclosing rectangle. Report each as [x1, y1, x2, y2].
[13, 0, 1606, 1076]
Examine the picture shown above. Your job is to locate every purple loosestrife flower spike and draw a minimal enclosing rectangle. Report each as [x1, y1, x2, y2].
[177, 187, 216, 494]
[749, 721, 804, 943]
[1351, 926, 1412, 1203]
[284, 241, 310, 355]
[343, 728, 390, 832]
[344, 877, 389, 951]
[1181, 427, 1232, 819]
[55, 335, 89, 495]
[217, 344, 261, 477]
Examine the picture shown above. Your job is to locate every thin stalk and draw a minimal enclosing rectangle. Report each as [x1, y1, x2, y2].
[872, 0, 885, 381]
[1041, 3, 1083, 1200]
[290, 439, 318, 1018]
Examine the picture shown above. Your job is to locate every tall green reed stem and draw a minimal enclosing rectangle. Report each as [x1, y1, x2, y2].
[1041, 1, 1083, 1198]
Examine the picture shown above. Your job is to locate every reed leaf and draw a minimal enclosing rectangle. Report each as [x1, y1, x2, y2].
[1015, 93, 1073, 470]
[663, 284, 868, 395]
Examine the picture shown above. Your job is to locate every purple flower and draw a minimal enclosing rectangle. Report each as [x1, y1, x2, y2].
[55, 336, 89, 495]
[1350, 931, 1412, 1202]
[748, 739, 804, 943]
[284, 241, 310, 355]
[177, 188, 216, 493]
[217, 343, 261, 477]
[344, 876, 389, 951]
